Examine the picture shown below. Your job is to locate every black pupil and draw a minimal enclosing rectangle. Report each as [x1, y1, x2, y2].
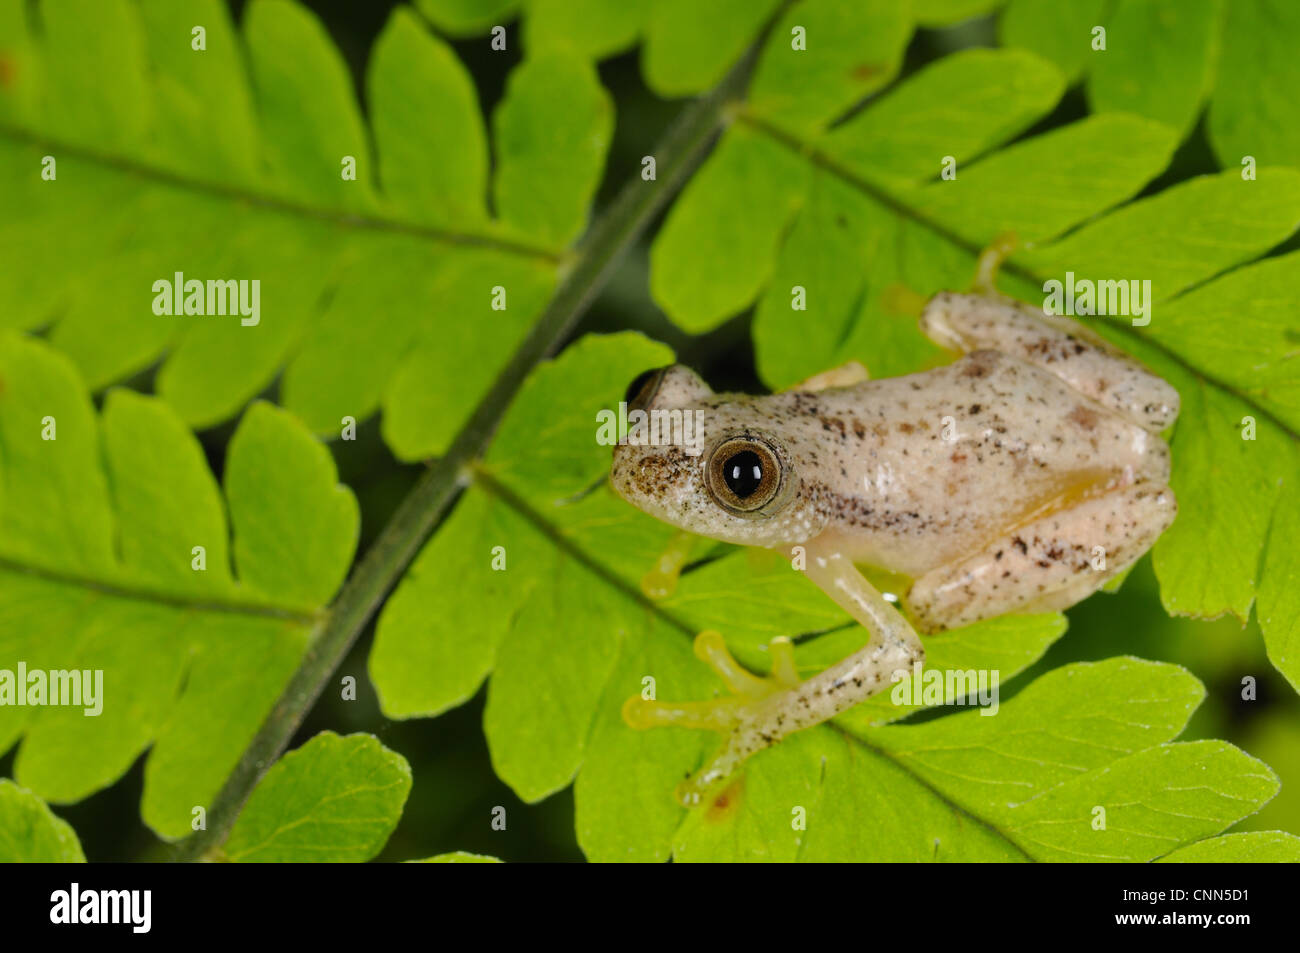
[723, 450, 764, 499]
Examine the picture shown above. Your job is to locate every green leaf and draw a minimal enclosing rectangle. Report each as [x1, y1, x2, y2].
[0, 1, 41, 126]
[224, 733, 411, 863]
[0, 780, 85, 862]
[998, 0, 1108, 83]
[135, 0, 261, 185]
[419, 0, 887, 110]
[168, 9, 766, 863]
[1140, 252, 1300, 433]
[492, 54, 614, 249]
[746, 0, 912, 134]
[244, 0, 376, 211]
[0, 332, 357, 839]
[984, 740, 1274, 862]
[820, 48, 1067, 188]
[39, 0, 151, 152]
[912, 0, 1005, 27]
[482, 550, 638, 800]
[1259, 470, 1300, 692]
[1152, 378, 1286, 623]
[225, 402, 360, 610]
[410, 851, 504, 863]
[1158, 831, 1300, 862]
[1001, 0, 1300, 169]
[368, 6, 489, 227]
[1085, 0, 1220, 134]
[523, 0, 649, 60]
[1019, 171, 1300, 309]
[649, 126, 810, 333]
[657, 85, 1175, 337]
[863, 658, 1206, 806]
[369, 332, 675, 724]
[750, 48, 1068, 388]
[907, 114, 1180, 245]
[414, 0, 520, 37]
[575, 614, 716, 862]
[0, 0, 615, 460]
[1208, 0, 1300, 169]
[643, 0, 783, 97]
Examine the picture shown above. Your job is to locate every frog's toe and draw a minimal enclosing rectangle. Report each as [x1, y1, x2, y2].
[676, 765, 732, 808]
[622, 632, 801, 733]
[623, 632, 806, 803]
[970, 230, 1020, 294]
[690, 629, 803, 696]
[691, 630, 766, 694]
[621, 694, 746, 732]
[765, 635, 800, 688]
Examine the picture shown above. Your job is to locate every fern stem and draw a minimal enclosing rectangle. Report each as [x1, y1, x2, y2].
[173, 41, 768, 863]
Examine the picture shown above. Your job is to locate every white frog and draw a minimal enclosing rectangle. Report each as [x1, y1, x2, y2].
[610, 248, 1179, 805]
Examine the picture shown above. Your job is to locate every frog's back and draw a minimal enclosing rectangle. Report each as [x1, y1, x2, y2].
[770, 350, 1167, 574]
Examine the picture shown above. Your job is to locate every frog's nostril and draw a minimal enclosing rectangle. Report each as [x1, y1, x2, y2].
[625, 366, 670, 411]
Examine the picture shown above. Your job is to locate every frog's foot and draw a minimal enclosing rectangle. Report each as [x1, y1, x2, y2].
[622, 631, 801, 805]
[640, 529, 695, 600]
[970, 230, 1020, 295]
[627, 549, 927, 806]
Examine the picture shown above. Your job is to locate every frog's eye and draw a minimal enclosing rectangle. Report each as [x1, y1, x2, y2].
[706, 437, 783, 515]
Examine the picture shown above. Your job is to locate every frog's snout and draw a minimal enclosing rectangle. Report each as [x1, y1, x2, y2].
[610, 440, 707, 536]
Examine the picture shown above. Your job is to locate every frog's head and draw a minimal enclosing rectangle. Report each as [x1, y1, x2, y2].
[609, 365, 827, 546]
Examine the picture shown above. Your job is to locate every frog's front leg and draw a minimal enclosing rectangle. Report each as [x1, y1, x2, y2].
[624, 538, 923, 806]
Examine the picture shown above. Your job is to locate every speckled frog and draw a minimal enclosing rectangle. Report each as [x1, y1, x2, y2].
[610, 251, 1180, 805]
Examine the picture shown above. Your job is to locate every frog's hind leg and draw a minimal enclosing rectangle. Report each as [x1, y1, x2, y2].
[907, 481, 1176, 632]
[920, 291, 1179, 433]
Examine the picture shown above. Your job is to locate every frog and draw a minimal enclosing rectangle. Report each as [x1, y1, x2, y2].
[609, 241, 1180, 806]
